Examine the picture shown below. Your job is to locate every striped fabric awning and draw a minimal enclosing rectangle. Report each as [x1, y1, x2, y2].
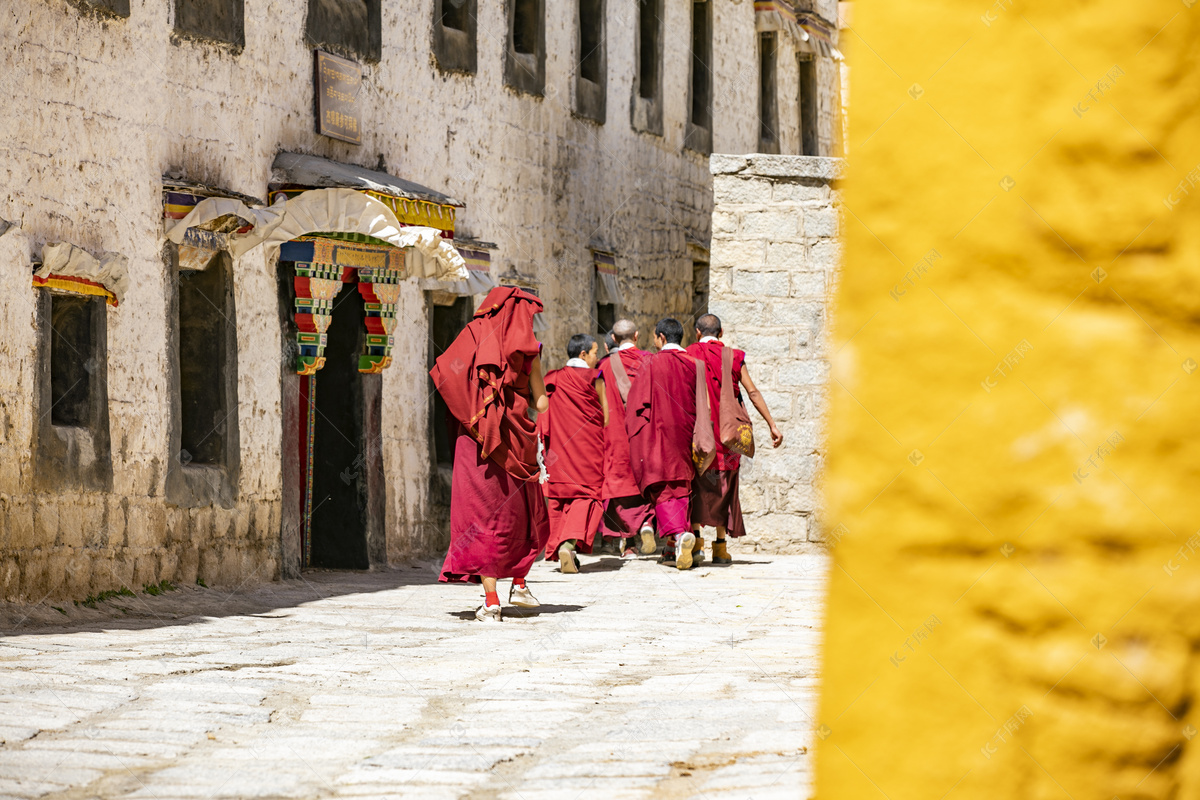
[269, 188, 457, 238]
[593, 251, 621, 305]
[32, 242, 128, 306]
[798, 12, 844, 60]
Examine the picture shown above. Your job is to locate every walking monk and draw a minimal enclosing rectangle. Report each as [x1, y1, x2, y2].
[597, 319, 656, 557]
[626, 318, 715, 570]
[539, 334, 609, 573]
[687, 313, 784, 564]
[430, 286, 550, 622]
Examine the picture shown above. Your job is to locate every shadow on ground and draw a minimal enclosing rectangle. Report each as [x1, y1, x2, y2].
[0, 562, 446, 638]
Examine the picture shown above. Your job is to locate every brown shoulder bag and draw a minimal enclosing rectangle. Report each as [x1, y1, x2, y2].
[718, 345, 755, 458]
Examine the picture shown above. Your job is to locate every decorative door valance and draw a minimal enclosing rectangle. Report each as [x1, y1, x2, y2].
[593, 251, 621, 305]
[755, 2, 844, 60]
[32, 242, 127, 306]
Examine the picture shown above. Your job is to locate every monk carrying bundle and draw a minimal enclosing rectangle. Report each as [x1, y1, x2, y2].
[430, 286, 550, 622]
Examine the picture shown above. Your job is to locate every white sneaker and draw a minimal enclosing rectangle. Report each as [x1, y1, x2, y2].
[559, 543, 579, 574]
[639, 526, 657, 555]
[509, 583, 540, 608]
[475, 604, 502, 622]
[675, 532, 696, 570]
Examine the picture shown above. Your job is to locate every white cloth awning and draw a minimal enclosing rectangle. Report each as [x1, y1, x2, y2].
[166, 188, 468, 284]
[35, 242, 128, 305]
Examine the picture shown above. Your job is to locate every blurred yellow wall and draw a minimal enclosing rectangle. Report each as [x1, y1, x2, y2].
[816, 1, 1200, 797]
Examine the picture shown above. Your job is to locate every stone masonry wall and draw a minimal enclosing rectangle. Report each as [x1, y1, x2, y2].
[707, 153, 843, 553]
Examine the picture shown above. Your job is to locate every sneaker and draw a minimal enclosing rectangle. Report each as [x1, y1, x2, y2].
[658, 549, 677, 567]
[712, 539, 732, 565]
[639, 527, 657, 555]
[675, 532, 696, 570]
[509, 583, 540, 608]
[622, 547, 638, 560]
[475, 604, 502, 622]
[559, 543, 579, 574]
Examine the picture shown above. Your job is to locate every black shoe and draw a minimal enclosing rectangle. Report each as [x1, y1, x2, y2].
[658, 551, 677, 567]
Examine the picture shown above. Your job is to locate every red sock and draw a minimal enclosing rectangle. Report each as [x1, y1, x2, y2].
[513, 578, 526, 589]
[485, 590, 499, 607]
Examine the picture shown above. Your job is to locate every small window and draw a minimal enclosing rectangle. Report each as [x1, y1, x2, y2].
[307, 0, 381, 62]
[36, 291, 112, 492]
[686, 0, 713, 154]
[434, 0, 477, 74]
[799, 54, 819, 156]
[430, 297, 473, 467]
[575, 0, 606, 122]
[596, 303, 615, 338]
[178, 258, 232, 467]
[74, 0, 130, 17]
[174, 0, 244, 47]
[631, 0, 663, 135]
[49, 296, 96, 428]
[690, 261, 709, 344]
[505, 0, 545, 95]
[759, 33, 779, 154]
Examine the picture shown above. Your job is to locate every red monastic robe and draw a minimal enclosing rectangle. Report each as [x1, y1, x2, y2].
[539, 366, 605, 558]
[686, 340, 748, 537]
[625, 348, 700, 536]
[430, 287, 550, 582]
[597, 348, 655, 539]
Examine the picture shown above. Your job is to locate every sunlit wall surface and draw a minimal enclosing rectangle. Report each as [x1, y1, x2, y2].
[815, 1, 1200, 796]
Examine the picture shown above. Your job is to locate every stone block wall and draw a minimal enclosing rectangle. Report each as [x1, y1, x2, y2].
[707, 153, 843, 552]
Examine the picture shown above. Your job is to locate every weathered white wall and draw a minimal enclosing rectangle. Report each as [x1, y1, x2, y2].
[708, 153, 843, 553]
[0, 0, 840, 599]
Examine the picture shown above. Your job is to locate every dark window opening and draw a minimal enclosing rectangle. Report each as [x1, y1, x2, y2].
[690, 261, 709, 344]
[178, 260, 231, 467]
[174, 0, 244, 47]
[579, 0, 603, 84]
[759, 32, 779, 153]
[74, 0, 130, 17]
[307, 0, 381, 62]
[513, 0, 539, 55]
[597, 303, 615, 338]
[49, 296, 95, 428]
[637, 0, 659, 100]
[430, 297, 473, 467]
[686, 0, 713, 153]
[434, 0, 477, 74]
[799, 54, 819, 156]
[505, 0, 545, 94]
[690, 1, 712, 128]
[441, 0, 469, 30]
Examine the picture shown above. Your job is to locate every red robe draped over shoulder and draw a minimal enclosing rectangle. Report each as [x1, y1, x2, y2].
[539, 366, 605, 557]
[685, 340, 747, 471]
[626, 348, 699, 491]
[430, 287, 549, 582]
[598, 348, 649, 500]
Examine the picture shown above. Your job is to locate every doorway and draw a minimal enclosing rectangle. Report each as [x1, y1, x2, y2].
[308, 285, 370, 569]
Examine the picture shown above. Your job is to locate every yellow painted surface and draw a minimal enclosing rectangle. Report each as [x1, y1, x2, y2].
[816, 1, 1200, 797]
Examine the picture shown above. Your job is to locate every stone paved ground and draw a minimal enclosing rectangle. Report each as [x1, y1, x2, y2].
[0, 552, 827, 800]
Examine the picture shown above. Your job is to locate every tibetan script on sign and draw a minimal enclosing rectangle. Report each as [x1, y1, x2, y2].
[314, 50, 362, 145]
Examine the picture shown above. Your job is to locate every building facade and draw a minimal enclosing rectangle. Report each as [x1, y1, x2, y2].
[0, 0, 842, 600]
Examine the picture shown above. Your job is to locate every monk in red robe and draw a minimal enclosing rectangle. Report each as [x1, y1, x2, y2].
[626, 317, 714, 570]
[430, 286, 550, 622]
[687, 313, 784, 564]
[597, 319, 656, 557]
[539, 334, 609, 573]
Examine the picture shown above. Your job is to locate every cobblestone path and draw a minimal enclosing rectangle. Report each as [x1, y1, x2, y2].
[0, 553, 826, 800]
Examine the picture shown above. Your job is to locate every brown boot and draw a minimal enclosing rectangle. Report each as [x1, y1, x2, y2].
[692, 535, 704, 565]
[712, 539, 732, 565]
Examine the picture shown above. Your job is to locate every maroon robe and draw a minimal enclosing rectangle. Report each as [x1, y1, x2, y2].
[430, 287, 550, 582]
[539, 366, 605, 558]
[598, 348, 654, 539]
[686, 340, 748, 537]
[626, 348, 700, 536]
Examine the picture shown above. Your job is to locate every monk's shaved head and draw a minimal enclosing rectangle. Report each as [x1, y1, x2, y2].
[612, 318, 638, 343]
[696, 314, 722, 337]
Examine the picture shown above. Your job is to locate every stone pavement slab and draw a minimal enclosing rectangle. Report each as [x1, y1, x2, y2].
[0, 553, 826, 799]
